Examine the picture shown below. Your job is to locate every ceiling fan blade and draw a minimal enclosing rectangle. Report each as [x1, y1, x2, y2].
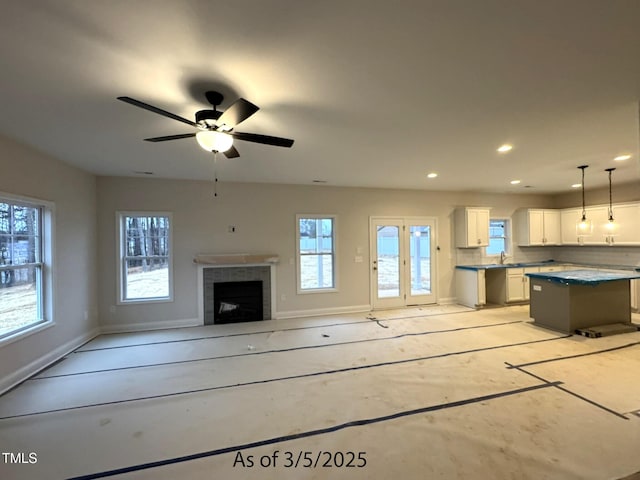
[224, 145, 240, 158]
[231, 131, 294, 148]
[117, 96, 197, 127]
[144, 133, 196, 142]
[216, 98, 259, 129]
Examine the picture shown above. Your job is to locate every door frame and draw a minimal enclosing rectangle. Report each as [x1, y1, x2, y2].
[369, 216, 438, 310]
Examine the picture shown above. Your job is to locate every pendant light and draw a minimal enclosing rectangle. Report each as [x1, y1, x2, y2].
[576, 165, 593, 236]
[604, 167, 619, 237]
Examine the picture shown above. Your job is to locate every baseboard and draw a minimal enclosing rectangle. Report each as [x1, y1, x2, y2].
[275, 304, 371, 320]
[100, 317, 200, 334]
[0, 327, 100, 396]
[438, 297, 457, 305]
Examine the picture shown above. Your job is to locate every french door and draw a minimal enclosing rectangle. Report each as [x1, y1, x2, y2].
[370, 217, 437, 309]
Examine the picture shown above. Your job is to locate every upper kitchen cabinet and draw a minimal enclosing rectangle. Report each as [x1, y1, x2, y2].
[560, 208, 583, 245]
[454, 207, 490, 248]
[600, 203, 640, 245]
[561, 206, 609, 245]
[560, 203, 640, 246]
[514, 209, 561, 246]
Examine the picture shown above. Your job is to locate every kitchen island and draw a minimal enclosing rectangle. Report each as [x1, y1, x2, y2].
[526, 269, 640, 333]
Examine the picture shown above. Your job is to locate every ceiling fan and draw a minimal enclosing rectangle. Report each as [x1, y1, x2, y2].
[117, 91, 294, 158]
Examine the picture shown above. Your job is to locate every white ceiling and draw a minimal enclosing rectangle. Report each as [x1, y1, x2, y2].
[1, 0, 639, 194]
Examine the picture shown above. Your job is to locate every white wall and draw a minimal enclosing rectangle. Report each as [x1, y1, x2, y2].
[0, 135, 98, 393]
[96, 176, 554, 329]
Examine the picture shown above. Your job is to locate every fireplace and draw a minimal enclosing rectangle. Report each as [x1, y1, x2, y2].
[213, 280, 263, 324]
[200, 263, 274, 325]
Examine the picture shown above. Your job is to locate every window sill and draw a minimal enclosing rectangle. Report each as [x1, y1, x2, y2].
[297, 288, 339, 295]
[0, 320, 55, 347]
[118, 297, 174, 306]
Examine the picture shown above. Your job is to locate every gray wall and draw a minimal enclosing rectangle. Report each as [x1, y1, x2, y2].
[0, 135, 98, 392]
[96, 176, 555, 328]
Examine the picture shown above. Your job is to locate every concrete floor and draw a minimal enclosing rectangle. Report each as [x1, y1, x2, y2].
[1, 304, 639, 479]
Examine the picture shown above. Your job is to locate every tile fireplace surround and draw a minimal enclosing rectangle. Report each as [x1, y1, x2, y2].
[195, 254, 279, 325]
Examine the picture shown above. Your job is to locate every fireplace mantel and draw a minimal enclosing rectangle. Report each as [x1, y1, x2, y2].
[194, 253, 279, 265]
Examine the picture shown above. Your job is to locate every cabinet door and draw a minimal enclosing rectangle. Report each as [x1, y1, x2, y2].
[543, 210, 562, 245]
[528, 210, 545, 245]
[561, 208, 582, 245]
[475, 209, 490, 246]
[584, 206, 609, 245]
[506, 270, 525, 302]
[523, 267, 539, 300]
[610, 204, 640, 245]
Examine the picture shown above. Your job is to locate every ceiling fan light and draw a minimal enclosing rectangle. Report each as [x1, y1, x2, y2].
[196, 130, 233, 153]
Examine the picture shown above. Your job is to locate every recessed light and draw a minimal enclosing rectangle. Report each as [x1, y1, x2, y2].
[497, 144, 513, 153]
[427, 172, 438, 178]
[571, 183, 582, 188]
[614, 154, 631, 161]
[510, 180, 521, 185]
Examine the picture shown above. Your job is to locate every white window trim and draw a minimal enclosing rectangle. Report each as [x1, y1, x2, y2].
[296, 214, 338, 294]
[485, 218, 511, 261]
[116, 211, 174, 305]
[0, 192, 55, 346]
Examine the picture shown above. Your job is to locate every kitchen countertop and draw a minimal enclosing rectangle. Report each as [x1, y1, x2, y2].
[456, 261, 640, 272]
[455, 261, 557, 271]
[526, 269, 640, 286]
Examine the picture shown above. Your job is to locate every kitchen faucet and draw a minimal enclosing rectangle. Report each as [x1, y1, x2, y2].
[500, 250, 508, 264]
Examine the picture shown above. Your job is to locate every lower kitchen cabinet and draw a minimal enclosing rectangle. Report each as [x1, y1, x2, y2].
[455, 268, 486, 308]
[487, 267, 540, 304]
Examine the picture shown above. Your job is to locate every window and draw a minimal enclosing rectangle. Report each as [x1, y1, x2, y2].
[118, 212, 172, 303]
[486, 219, 509, 255]
[297, 215, 336, 292]
[0, 196, 52, 341]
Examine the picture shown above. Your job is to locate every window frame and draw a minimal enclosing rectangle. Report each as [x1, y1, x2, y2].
[0, 192, 55, 345]
[296, 214, 338, 294]
[485, 218, 511, 259]
[116, 211, 173, 305]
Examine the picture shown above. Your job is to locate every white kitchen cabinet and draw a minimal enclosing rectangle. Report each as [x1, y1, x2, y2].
[560, 208, 583, 245]
[514, 209, 561, 246]
[506, 267, 539, 302]
[583, 206, 611, 245]
[454, 208, 490, 248]
[455, 268, 486, 308]
[602, 203, 640, 245]
[560, 206, 608, 245]
[485, 266, 540, 304]
[560, 202, 640, 246]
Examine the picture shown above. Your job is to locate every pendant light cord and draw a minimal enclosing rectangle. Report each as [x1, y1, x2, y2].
[606, 168, 615, 221]
[579, 165, 587, 220]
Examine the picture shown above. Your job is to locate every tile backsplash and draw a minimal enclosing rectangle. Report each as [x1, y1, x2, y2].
[456, 245, 640, 268]
[554, 246, 640, 267]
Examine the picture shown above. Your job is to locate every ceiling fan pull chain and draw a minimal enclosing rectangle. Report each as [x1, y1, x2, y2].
[213, 151, 219, 197]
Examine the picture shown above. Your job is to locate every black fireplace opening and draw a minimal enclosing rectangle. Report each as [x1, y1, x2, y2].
[213, 280, 263, 324]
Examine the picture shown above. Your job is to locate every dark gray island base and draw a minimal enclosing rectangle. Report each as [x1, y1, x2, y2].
[526, 270, 640, 334]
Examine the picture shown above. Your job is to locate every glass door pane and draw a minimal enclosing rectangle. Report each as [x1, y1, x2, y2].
[377, 225, 400, 298]
[409, 225, 431, 296]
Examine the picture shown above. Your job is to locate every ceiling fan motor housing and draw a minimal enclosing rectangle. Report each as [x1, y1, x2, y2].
[196, 109, 222, 128]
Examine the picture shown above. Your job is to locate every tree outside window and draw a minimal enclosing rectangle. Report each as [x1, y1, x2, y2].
[118, 213, 172, 302]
